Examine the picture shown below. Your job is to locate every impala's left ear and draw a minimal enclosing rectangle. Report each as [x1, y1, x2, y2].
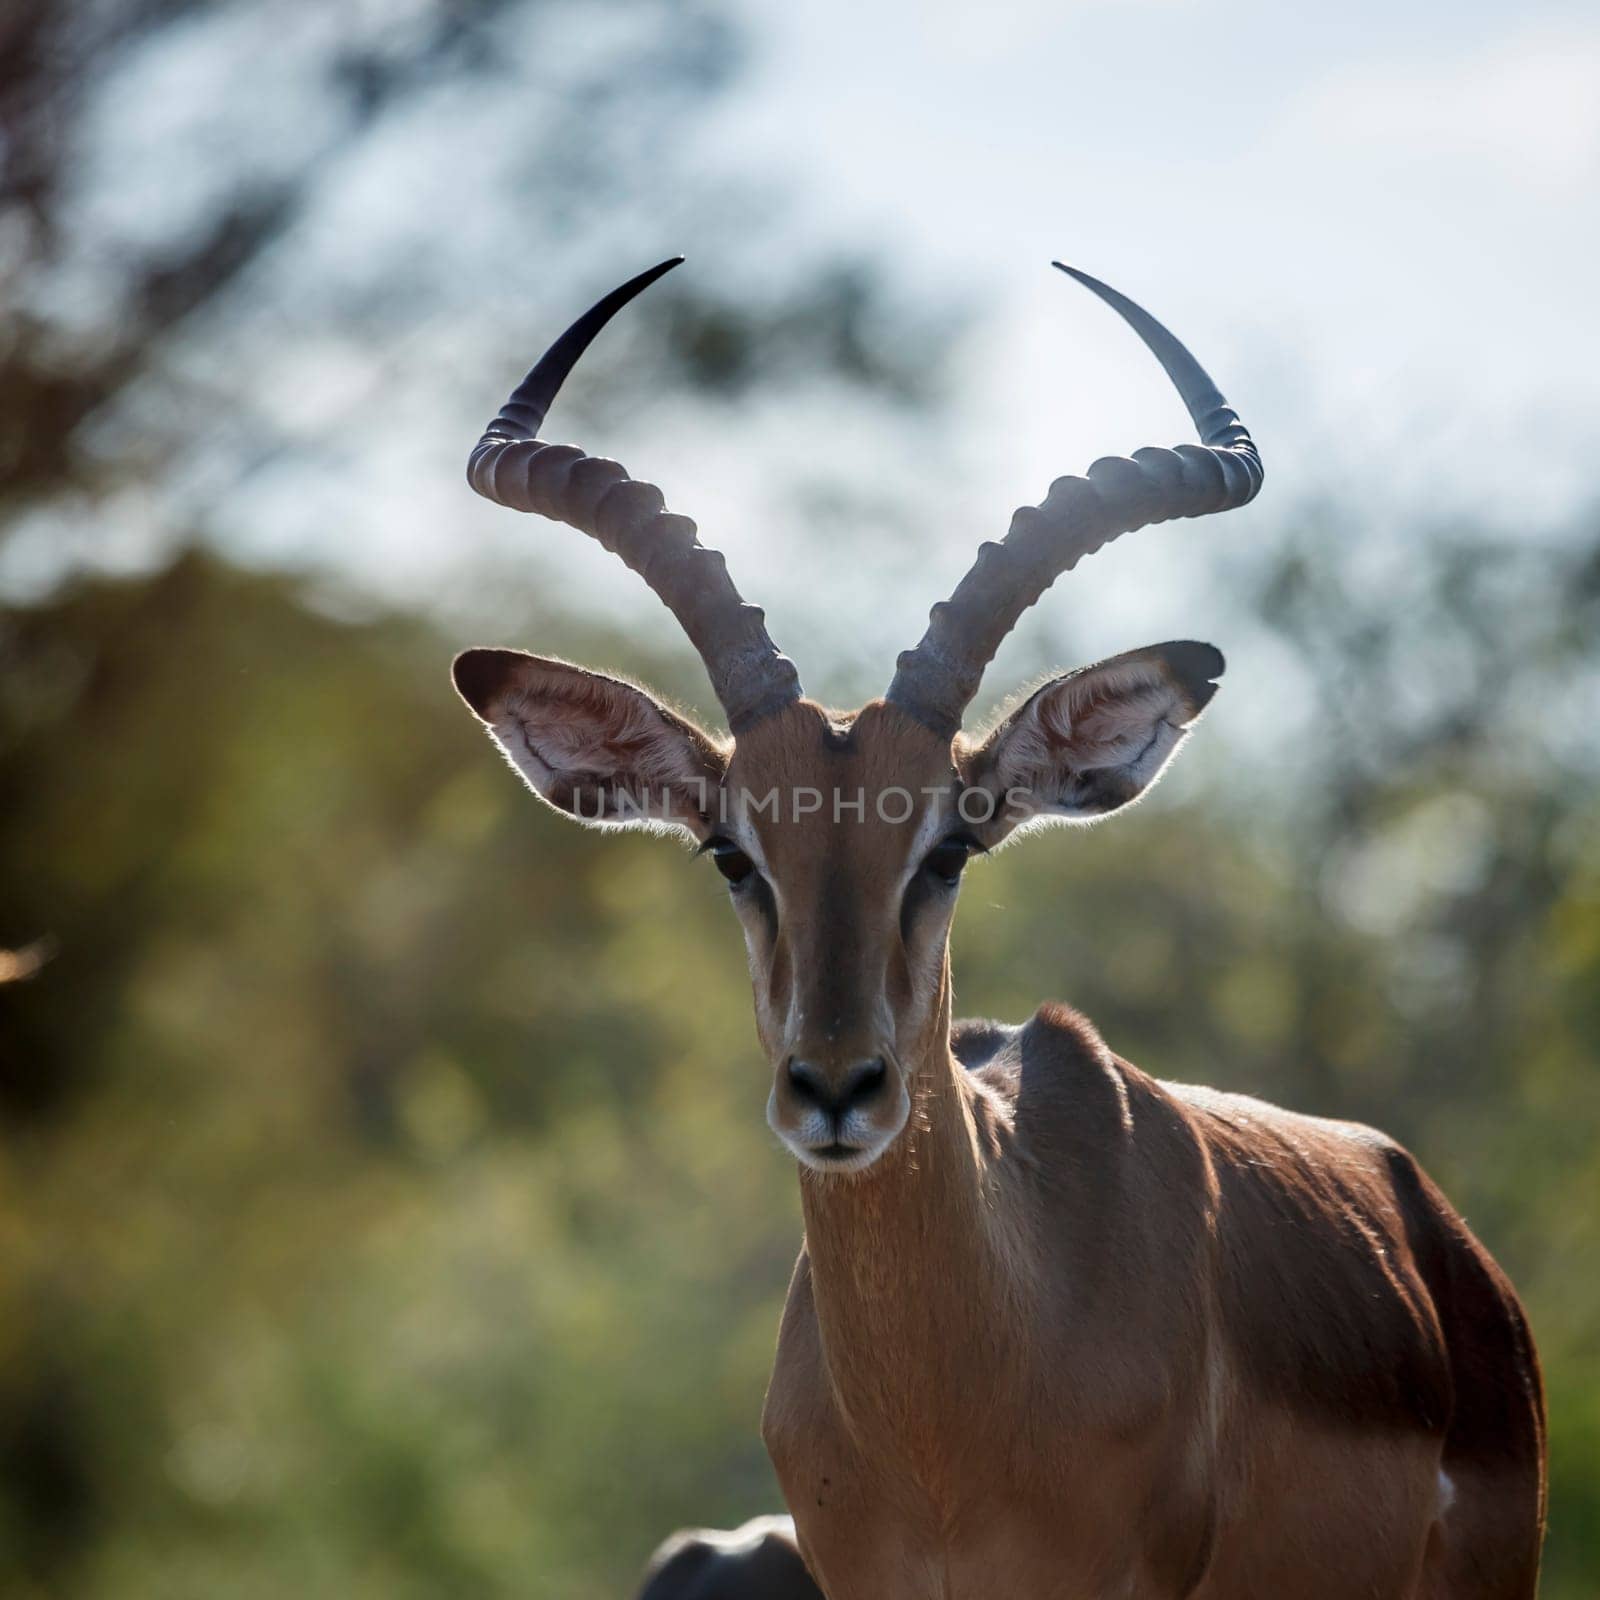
[960, 641, 1223, 842]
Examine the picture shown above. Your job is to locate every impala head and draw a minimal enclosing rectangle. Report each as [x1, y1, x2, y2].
[453, 258, 1260, 1174]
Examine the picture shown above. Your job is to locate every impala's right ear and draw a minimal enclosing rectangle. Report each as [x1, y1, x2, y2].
[452, 650, 728, 839]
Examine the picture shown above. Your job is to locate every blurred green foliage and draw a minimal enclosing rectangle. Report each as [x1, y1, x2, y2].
[1, 527, 1596, 1597]
[0, 553, 801, 1597]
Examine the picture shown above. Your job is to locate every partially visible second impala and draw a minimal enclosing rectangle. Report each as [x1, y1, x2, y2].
[634, 1515, 820, 1600]
[452, 258, 1546, 1599]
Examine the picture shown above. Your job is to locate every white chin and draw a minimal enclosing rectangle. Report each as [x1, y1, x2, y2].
[782, 1132, 894, 1175]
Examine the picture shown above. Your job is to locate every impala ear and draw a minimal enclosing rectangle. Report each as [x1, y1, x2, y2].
[452, 650, 728, 838]
[962, 642, 1223, 841]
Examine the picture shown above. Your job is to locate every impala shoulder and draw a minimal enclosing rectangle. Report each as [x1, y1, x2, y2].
[1018, 1001, 1116, 1070]
[953, 1004, 1116, 1098]
[996, 1003, 1187, 1154]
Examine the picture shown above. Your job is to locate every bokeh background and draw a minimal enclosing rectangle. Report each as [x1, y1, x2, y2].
[3, 2, 1597, 1596]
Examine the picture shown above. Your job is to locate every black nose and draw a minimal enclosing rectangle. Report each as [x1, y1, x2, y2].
[786, 1056, 889, 1118]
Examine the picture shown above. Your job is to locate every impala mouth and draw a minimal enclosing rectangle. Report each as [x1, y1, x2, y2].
[786, 1127, 899, 1176]
[813, 1141, 859, 1161]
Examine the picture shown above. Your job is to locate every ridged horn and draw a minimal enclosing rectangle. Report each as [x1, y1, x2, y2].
[467, 258, 802, 733]
[886, 263, 1262, 736]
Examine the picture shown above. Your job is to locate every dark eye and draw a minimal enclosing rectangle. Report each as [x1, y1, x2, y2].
[705, 837, 756, 888]
[922, 835, 977, 888]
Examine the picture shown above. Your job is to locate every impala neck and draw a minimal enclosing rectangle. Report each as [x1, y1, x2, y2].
[796, 966, 1011, 1441]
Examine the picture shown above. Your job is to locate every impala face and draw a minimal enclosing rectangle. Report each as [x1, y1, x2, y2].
[453, 646, 1223, 1174]
[451, 255, 1257, 1175]
[699, 701, 962, 1173]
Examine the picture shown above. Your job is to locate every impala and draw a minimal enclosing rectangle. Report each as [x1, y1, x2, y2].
[451, 259, 1546, 1598]
[635, 1514, 821, 1600]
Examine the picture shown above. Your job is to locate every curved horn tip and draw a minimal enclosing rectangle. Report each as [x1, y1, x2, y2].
[1051, 260, 1106, 294]
[594, 255, 686, 309]
[1047, 259, 1239, 448]
[1050, 259, 1140, 316]
[480, 256, 689, 448]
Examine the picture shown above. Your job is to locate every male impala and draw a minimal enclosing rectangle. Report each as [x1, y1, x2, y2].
[451, 260, 1546, 1598]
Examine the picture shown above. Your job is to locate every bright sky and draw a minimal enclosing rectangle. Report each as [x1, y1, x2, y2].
[710, 0, 1599, 512]
[14, 0, 1598, 722]
[662, 0, 1600, 704]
